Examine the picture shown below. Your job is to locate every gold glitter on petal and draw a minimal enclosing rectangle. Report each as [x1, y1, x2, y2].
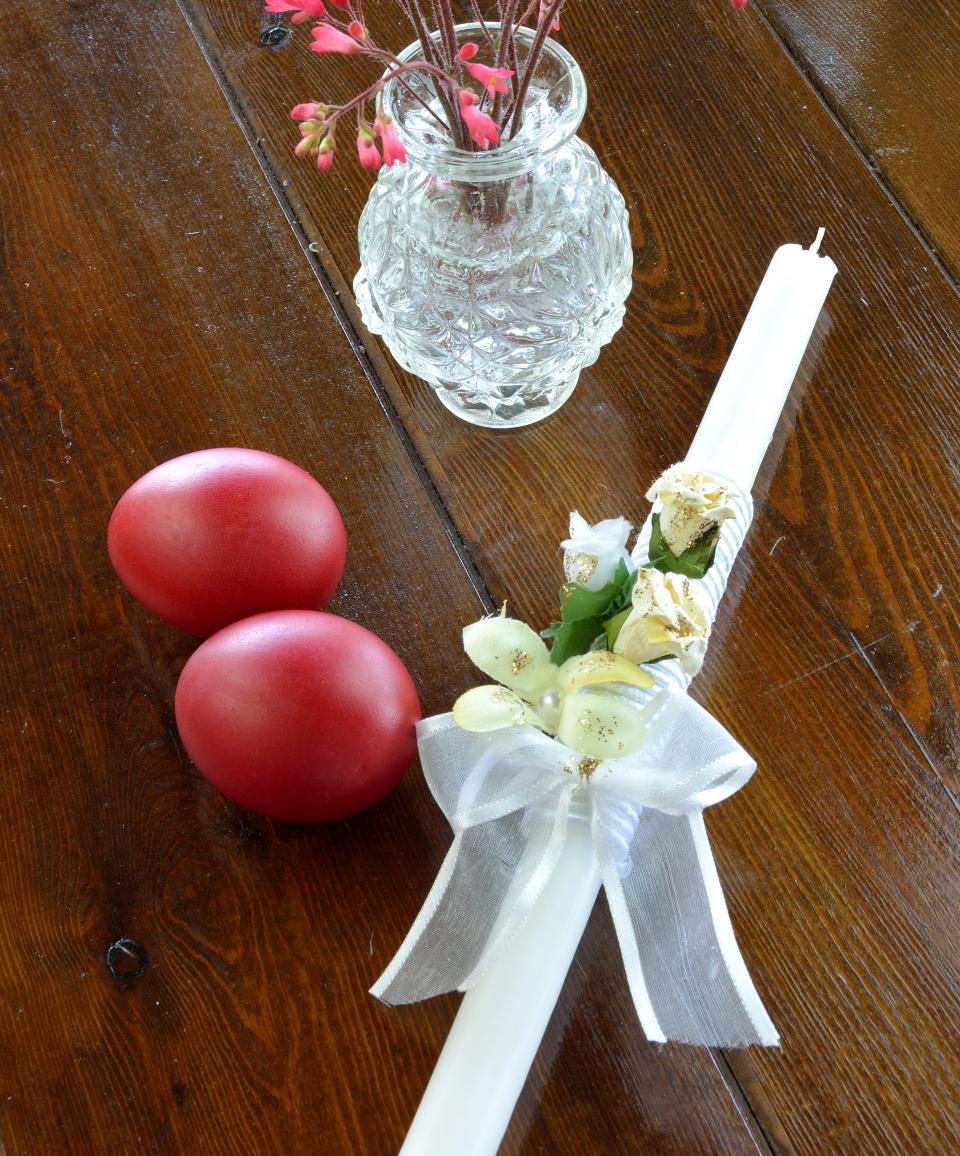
[566, 551, 598, 584]
[562, 756, 603, 781]
[511, 649, 533, 676]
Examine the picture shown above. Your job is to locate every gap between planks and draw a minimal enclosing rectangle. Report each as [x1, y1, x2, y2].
[752, 0, 960, 300]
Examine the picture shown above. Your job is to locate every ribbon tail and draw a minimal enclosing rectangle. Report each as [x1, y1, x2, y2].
[370, 830, 466, 1004]
[371, 786, 571, 1006]
[595, 801, 778, 1047]
[593, 804, 666, 1044]
[687, 813, 779, 1046]
[458, 782, 575, 991]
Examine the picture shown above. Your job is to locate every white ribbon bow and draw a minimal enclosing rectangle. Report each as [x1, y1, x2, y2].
[372, 690, 778, 1047]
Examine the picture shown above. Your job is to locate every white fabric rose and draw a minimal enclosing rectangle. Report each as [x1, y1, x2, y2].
[646, 464, 738, 556]
[613, 568, 710, 675]
[561, 511, 633, 591]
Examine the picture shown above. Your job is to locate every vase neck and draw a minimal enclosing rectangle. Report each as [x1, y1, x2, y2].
[382, 22, 587, 182]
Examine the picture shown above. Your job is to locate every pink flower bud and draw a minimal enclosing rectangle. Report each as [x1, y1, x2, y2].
[374, 116, 407, 167]
[465, 62, 514, 96]
[310, 22, 364, 53]
[458, 89, 500, 150]
[290, 101, 321, 121]
[264, 0, 326, 20]
[730, 0, 748, 7]
[457, 42, 479, 61]
[357, 128, 382, 170]
[348, 19, 365, 40]
[316, 138, 335, 170]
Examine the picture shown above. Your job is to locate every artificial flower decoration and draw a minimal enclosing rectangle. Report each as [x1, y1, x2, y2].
[646, 465, 738, 556]
[561, 511, 632, 590]
[613, 568, 710, 675]
[453, 613, 653, 758]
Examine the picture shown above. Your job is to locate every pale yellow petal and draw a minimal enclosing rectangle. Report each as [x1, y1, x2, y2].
[462, 616, 553, 695]
[555, 692, 647, 759]
[452, 685, 544, 732]
[558, 651, 654, 693]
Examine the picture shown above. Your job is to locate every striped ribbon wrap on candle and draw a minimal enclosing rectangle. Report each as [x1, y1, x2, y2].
[372, 472, 778, 1048]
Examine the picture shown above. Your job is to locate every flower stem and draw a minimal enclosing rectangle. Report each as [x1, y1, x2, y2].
[507, 0, 565, 139]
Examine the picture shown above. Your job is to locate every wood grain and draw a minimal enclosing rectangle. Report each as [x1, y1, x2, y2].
[180, 0, 960, 1152]
[757, 0, 960, 281]
[0, 0, 768, 1153]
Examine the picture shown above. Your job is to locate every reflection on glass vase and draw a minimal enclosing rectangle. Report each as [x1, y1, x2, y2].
[354, 24, 633, 429]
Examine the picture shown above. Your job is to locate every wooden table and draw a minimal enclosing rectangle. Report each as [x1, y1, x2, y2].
[2, 1, 958, 1152]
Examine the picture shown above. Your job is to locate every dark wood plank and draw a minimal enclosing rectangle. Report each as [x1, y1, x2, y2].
[758, 0, 960, 281]
[180, 1, 960, 1152]
[0, 0, 764, 1153]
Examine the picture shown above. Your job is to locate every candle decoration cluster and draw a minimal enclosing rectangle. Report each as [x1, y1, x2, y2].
[372, 465, 775, 1042]
[450, 464, 741, 760]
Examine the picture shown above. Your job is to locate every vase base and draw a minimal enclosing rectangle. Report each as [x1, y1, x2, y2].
[430, 374, 580, 428]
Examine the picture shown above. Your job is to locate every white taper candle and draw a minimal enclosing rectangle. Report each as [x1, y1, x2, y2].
[398, 232, 837, 1156]
[687, 229, 837, 490]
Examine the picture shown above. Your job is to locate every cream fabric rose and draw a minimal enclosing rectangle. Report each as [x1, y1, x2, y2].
[613, 568, 710, 675]
[646, 465, 738, 556]
[561, 511, 633, 591]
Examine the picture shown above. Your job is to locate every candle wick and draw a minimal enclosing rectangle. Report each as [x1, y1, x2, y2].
[809, 226, 826, 254]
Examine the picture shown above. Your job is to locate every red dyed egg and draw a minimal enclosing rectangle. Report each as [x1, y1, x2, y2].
[174, 611, 421, 821]
[108, 448, 346, 636]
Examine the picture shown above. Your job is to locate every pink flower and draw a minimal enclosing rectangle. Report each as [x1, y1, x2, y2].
[730, 0, 748, 7]
[457, 42, 479, 61]
[465, 62, 514, 96]
[375, 116, 407, 166]
[290, 101, 321, 121]
[347, 20, 366, 40]
[357, 128, 382, 170]
[458, 90, 499, 150]
[538, 2, 560, 32]
[264, 0, 327, 24]
[310, 22, 364, 53]
[316, 138, 335, 170]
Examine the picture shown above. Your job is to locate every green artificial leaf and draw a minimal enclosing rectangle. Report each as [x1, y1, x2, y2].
[603, 606, 632, 650]
[547, 561, 642, 665]
[560, 558, 629, 623]
[548, 617, 605, 666]
[560, 558, 639, 622]
[609, 561, 638, 615]
[647, 513, 719, 580]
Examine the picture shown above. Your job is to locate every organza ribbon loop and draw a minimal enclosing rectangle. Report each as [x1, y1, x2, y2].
[371, 691, 779, 1049]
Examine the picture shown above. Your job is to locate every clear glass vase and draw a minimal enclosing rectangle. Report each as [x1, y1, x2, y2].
[354, 24, 633, 429]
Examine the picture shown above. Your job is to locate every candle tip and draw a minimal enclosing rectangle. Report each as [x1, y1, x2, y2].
[809, 226, 826, 254]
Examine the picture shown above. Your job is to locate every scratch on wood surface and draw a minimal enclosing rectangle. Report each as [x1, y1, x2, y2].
[764, 633, 894, 694]
[769, 535, 785, 556]
[848, 629, 942, 778]
[57, 408, 72, 448]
